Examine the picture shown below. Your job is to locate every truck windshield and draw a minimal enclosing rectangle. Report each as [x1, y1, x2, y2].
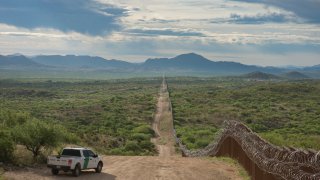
[61, 149, 81, 157]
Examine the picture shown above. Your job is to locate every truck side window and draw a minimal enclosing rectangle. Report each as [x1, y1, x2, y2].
[62, 149, 81, 157]
[88, 150, 95, 157]
[83, 150, 89, 157]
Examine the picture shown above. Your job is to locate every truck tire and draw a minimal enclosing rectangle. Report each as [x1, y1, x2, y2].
[95, 162, 103, 173]
[51, 168, 59, 175]
[72, 164, 81, 177]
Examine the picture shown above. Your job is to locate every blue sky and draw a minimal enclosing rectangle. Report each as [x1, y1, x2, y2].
[0, 0, 319, 66]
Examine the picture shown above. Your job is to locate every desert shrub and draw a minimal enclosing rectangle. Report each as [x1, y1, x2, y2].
[131, 133, 151, 142]
[13, 119, 69, 158]
[0, 129, 15, 163]
[124, 141, 142, 153]
[133, 125, 155, 136]
[260, 131, 320, 149]
[176, 125, 218, 149]
[0, 79, 160, 156]
[0, 110, 29, 127]
[169, 78, 320, 150]
[139, 140, 155, 151]
[196, 139, 211, 148]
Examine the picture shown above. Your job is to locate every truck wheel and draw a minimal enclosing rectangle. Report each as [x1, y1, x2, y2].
[72, 164, 81, 177]
[51, 168, 59, 175]
[95, 162, 103, 173]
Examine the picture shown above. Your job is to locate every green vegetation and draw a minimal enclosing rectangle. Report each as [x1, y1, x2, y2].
[175, 126, 218, 149]
[0, 109, 76, 163]
[13, 118, 73, 158]
[211, 157, 250, 180]
[0, 129, 14, 163]
[168, 77, 320, 150]
[0, 78, 160, 162]
[2, 76, 319, 164]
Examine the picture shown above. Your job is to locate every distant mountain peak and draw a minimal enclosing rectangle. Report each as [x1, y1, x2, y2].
[173, 53, 209, 62]
[0, 54, 42, 67]
[8, 53, 24, 57]
[176, 52, 202, 57]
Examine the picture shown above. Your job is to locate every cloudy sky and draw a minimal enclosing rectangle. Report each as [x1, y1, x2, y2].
[0, 0, 319, 66]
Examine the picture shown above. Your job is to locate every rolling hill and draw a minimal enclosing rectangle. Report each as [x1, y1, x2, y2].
[303, 64, 320, 71]
[241, 71, 280, 80]
[0, 55, 43, 67]
[31, 55, 134, 69]
[281, 71, 310, 79]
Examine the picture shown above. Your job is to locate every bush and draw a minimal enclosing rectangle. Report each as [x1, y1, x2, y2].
[13, 119, 67, 158]
[108, 148, 124, 155]
[195, 139, 211, 149]
[139, 140, 155, 151]
[0, 129, 14, 163]
[175, 125, 218, 150]
[133, 125, 155, 137]
[131, 133, 150, 142]
[124, 141, 141, 153]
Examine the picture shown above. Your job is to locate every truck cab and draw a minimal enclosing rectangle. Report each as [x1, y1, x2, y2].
[47, 147, 103, 177]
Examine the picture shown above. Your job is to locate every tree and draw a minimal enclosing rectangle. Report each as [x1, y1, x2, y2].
[0, 128, 14, 162]
[13, 119, 64, 158]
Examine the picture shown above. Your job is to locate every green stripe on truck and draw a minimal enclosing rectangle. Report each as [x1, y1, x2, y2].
[83, 157, 89, 169]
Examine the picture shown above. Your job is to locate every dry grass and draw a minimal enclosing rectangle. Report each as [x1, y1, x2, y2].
[207, 157, 250, 180]
[12, 145, 60, 166]
[159, 113, 173, 132]
[12, 145, 35, 166]
[0, 168, 4, 180]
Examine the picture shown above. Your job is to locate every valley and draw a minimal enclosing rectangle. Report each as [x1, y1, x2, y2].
[2, 78, 246, 180]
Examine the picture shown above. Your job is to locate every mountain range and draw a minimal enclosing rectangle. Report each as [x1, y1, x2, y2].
[0, 53, 319, 78]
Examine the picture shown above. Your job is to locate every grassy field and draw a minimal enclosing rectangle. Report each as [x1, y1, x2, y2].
[0, 78, 161, 157]
[168, 77, 320, 150]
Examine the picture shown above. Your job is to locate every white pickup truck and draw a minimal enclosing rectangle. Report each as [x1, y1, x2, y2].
[47, 147, 103, 177]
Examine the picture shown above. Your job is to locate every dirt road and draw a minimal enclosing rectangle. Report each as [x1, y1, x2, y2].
[4, 78, 243, 180]
[4, 156, 242, 180]
[151, 78, 176, 157]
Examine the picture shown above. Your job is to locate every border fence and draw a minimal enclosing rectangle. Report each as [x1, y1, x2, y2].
[164, 78, 320, 180]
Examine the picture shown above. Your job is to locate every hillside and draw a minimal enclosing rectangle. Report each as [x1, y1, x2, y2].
[143, 53, 280, 74]
[303, 64, 320, 71]
[0, 55, 43, 67]
[281, 71, 309, 79]
[143, 53, 214, 70]
[32, 55, 134, 69]
[241, 71, 280, 80]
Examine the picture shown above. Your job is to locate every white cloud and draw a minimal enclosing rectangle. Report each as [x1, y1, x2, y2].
[0, 0, 319, 66]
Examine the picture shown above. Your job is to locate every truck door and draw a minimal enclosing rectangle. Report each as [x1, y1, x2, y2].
[82, 150, 90, 169]
[87, 150, 98, 168]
